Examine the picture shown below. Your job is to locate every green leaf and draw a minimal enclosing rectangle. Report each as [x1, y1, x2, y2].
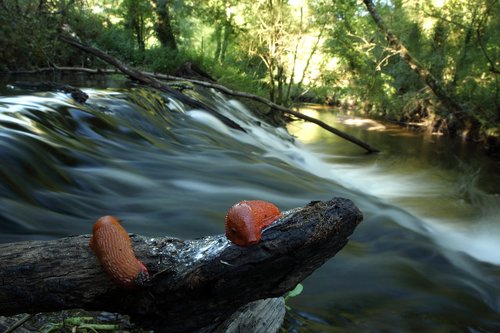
[286, 283, 303, 299]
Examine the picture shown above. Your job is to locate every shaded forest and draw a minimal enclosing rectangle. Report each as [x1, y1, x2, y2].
[0, 0, 498, 143]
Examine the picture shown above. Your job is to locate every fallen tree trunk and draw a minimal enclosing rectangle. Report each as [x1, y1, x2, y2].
[0, 198, 362, 333]
[56, 35, 245, 133]
[57, 35, 379, 153]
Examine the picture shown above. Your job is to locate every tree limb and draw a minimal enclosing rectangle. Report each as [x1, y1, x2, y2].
[7, 66, 121, 75]
[0, 197, 362, 333]
[148, 71, 380, 153]
[57, 35, 245, 132]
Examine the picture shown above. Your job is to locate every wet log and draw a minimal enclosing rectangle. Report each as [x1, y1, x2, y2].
[200, 297, 286, 333]
[0, 198, 362, 333]
[11, 81, 88, 103]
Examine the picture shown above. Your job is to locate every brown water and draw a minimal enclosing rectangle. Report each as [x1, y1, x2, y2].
[1, 80, 499, 332]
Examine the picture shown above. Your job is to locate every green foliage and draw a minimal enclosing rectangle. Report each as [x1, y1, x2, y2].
[285, 283, 304, 300]
[0, 0, 497, 135]
[0, 0, 106, 70]
[144, 47, 203, 73]
[318, 0, 499, 133]
[120, 0, 155, 51]
[208, 59, 269, 97]
[284, 283, 304, 310]
[0, 1, 56, 70]
[96, 26, 140, 64]
[41, 316, 118, 333]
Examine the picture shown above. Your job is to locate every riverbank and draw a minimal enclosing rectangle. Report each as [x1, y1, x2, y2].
[305, 98, 500, 160]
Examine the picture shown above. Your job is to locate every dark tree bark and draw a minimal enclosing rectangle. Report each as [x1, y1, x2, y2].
[213, 24, 223, 62]
[151, 0, 177, 50]
[0, 198, 363, 333]
[219, 21, 232, 63]
[362, 0, 465, 118]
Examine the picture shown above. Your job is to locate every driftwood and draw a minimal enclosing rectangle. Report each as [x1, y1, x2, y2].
[57, 35, 379, 153]
[173, 61, 216, 82]
[146, 70, 381, 153]
[0, 198, 362, 333]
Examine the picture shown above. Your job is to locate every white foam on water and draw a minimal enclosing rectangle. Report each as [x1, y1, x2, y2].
[186, 109, 233, 135]
[219, 100, 500, 266]
[426, 218, 500, 265]
[177, 96, 500, 266]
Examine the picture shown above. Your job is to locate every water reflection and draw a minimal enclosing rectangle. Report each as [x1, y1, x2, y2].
[288, 108, 500, 265]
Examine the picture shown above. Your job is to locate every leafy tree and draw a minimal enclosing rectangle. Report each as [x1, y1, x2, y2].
[316, 0, 498, 135]
[231, 0, 325, 105]
[150, 0, 177, 50]
[120, 0, 154, 52]
[0, 0, 105, 70]
[196, 0, 239, 63]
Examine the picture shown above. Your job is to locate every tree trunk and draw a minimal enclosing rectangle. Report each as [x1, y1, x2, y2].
[220, 20, 232, 63]
[295, 28, 323, 101]
[152, 0, 177, 50]
[213, 24, 222, 62]
[452, 27, 472, 86]
[135, 16, 145, 52]
[276, 63, 284, 105]
[268, 58, 276, 102]
[362, 0, 465, 118]
[0, 198, 363, 333]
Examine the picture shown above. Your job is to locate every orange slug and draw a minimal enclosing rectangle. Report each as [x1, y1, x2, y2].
[89, 215, 149, 288]
[225, 200, 281, 246]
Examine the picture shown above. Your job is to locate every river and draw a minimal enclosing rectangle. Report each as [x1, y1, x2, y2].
[1, 77, 499, 332]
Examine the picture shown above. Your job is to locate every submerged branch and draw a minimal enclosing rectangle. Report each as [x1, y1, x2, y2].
[0, 198, 362, 333]
[57, 35, 379, 153]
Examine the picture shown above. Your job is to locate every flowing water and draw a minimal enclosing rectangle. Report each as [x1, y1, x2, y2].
[1, 77, 500, 332]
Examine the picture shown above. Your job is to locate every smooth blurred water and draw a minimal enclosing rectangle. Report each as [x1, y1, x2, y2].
[1, 80, 499, 332]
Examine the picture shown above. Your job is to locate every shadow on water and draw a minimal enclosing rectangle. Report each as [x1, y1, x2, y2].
[1, 79, 500, 332]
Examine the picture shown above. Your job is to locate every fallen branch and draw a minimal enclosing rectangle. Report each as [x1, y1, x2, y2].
[6, 66, 121, 75]
[0, 198, 362, 333]
[57, 35, 379, 153]
[57, 35, 245, 132]
[148, 71, 381, 153]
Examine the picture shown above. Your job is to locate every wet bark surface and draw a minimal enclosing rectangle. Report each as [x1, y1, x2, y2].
[0, 197, 363, 333]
